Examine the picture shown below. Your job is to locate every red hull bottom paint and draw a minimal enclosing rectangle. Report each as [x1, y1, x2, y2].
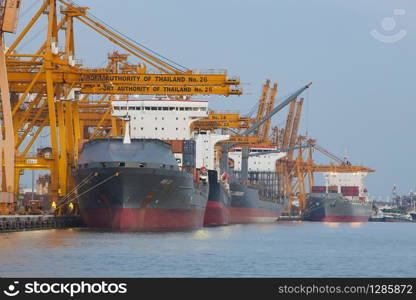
[228, 207, 280, 224]
[80, 207, 205, 231]
[203, 201, 229, 226]
[310, 216, 370, 222]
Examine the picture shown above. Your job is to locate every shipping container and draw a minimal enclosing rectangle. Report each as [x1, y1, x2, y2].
[328, 185, 338, 193]
[165, 140, 183, 153]
[183, 140, 196, 154]
[341, 186, 359, 196]
[182, 153, 195, 167]
[312, 186, 326, 193]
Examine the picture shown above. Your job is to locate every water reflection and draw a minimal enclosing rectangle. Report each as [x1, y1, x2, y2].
[349, 222, 363, 228]
[324, 222, 340, 228]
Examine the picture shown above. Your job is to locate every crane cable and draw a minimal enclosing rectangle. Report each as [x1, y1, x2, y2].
[59, 171, 96, 204]
[64, 0, 188, 72]
[57, 172, 120, 209]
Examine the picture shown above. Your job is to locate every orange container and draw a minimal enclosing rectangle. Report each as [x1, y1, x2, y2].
[165, 140, 183, 153]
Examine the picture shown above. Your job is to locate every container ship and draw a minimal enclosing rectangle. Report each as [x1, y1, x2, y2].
[203, 82, 312, 226]
[305, 172, 373, 222]
[74, 98, 211, 231]
[203, 146, 286, 226]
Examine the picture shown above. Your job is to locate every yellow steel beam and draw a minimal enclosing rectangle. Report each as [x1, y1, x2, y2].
[221, 136, 259, 143]
[72, 101, 81, 161]
[6, 71, 238, 86]
[90, 106, 111, 139]
[0, 38, 14, 193]
[57, 101, 67, 196]
[13, 89, 44, 133]
[6, 0, 48, 55]
[15, 99, 47, 148]
[15, 156, 54, 170]
[81, 85, 242, 96]
[65, 102, 75, 164]
[261, 82, 278, 141]
[12, 66, 45, 115]
[18, 117, 49, 158]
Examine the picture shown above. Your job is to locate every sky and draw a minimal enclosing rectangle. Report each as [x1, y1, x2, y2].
[7, 0, 416, 199]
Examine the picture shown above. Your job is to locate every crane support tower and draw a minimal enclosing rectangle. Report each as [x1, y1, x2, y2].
[0, 0, 242, 214]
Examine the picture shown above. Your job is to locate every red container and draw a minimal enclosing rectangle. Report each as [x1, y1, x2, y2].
[341, 186, 359, 196]
[165, 140, 183, 153]
[312, 186, 326, 193]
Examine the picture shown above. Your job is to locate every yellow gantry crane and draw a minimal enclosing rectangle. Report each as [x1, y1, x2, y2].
[0, 0, 21, 213]
[1, 0, 242, 213]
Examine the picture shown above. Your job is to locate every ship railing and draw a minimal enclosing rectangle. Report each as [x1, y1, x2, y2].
[210, 109, 241, 114]
[191, 69, 227, 75]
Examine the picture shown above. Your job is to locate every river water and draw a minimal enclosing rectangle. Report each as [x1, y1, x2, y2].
[0, 222, 414, 277]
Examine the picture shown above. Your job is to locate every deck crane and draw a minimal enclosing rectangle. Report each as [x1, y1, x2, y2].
[219, 82, 312, 183]
[2, 0, 243, 213]
[0, 0, 21, 214]
[277, 97, 305, 212]
[260, 82, 278, 142]
[253, 80, 270, 130]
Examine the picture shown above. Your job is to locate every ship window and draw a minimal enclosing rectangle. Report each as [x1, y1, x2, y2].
[155, 127, 158, 130]
[163, 107, 169, 111]
[128, 107, 135, 110]
[114, 106, 120, 110]
[120, 107, 127, 110]
[145, 107, 151, 110]
[139, 163, 146, 168]
[162, 128, 164, 130]
[119, 162, 125, 167]
[193, 107, 199, 111]
[155, 117, 157, 120]
[201, 107, 207, 111]
[136, 107, 141, 110]
[162, 117, 164, 120]
[179, 107, 184, 111]
[176, 128, 178, 131]
[169, 107, 175, 111]
[133, 117, 136, 120]
[160, 164, 166, 168]
[151, 107, 157, 110]
[176, 117, 178, 120]
[158, 107, 162, 110]
[185, 107, 191, 111]
[141, 127, 143, 130]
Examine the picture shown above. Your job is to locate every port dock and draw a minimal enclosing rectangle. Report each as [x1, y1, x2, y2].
[0, 215, 84, 232]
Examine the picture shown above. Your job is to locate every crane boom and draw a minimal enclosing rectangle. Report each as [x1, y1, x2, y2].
[240, 82, 312, 137]
[261, 82, 278, 141]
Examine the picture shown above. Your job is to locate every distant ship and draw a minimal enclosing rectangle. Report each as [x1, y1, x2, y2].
[204, 146, 286, 226]
[305, 172, 373, 222]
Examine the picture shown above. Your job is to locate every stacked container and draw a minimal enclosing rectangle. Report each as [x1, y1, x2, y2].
[312, 186, 326, 193]
[340, 186, 359, 196]
[182, 140, 196, 167]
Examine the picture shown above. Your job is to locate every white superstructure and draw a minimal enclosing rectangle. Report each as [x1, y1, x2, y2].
[324, 172, 368, 194]
[229, 147, 286, 172]
[194, 131, 229, 170]
[112, 99, 229, 171]
[112, 99, 208, 140]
